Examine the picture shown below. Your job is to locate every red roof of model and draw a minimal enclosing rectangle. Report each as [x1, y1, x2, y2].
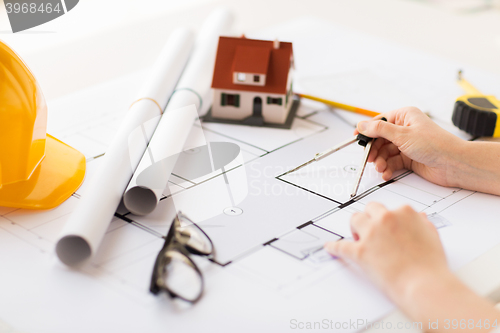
[212, 36, 293, 95]
[232, 45, 271, 75]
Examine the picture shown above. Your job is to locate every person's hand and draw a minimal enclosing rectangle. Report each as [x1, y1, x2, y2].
[324, 204, 500, 331]
[355, 107, 464, 187]
[324, 202, 448, 301]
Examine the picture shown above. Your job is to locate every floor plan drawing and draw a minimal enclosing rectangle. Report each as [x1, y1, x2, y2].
[3, 17, 500, 333]
[0, 71, 473, 305]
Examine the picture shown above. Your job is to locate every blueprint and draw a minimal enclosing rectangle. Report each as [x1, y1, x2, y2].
[2, 17, 500, 333]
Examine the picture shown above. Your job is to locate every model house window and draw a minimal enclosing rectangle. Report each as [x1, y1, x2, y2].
[267, 97, 282, 106]
[253, 75, 260, 83]
[221, 93, 240, 107]
[237, 73, 246, 82]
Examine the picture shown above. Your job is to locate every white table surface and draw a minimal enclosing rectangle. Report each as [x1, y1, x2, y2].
[1, 1, 500, 332]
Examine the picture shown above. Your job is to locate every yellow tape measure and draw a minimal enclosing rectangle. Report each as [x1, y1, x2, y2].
[452, 71, 500, 137]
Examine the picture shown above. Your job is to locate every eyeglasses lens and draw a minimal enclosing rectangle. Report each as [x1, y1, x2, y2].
[160, 251, 203, 302]
[177, 218, 213, 255]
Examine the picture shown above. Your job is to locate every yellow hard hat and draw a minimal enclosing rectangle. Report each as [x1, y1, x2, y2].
[0, 40, 85, 210]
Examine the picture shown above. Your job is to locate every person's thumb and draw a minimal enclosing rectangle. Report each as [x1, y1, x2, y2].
[357, 119, 402, 145]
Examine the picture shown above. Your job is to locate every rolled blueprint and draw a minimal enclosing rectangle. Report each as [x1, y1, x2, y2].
[56, 28, 194, 266]
[123, 8, 234, 215]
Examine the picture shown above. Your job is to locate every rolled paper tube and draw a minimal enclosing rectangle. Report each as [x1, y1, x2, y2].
[123, 7, 234, 215]
[126, 140, 241, 215]
[123, 104, 198, 215]
[56, 28, 195, 266]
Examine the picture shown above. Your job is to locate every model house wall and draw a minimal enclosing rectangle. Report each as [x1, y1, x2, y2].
[211, 36, 294, 125]
[213, 89, 292, 124]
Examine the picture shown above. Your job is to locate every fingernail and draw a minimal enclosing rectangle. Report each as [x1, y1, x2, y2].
[358, 121, 368, 132]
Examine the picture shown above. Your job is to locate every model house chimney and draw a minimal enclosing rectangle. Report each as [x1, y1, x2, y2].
[273, 38, 280, 49]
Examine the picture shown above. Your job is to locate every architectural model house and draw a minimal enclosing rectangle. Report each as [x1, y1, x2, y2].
[206, 36, 298, 128]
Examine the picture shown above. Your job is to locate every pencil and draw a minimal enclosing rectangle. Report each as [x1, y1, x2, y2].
[295, 93, 380, 118]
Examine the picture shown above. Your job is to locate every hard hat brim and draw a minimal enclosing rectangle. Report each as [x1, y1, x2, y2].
[0, 134, 86, 210]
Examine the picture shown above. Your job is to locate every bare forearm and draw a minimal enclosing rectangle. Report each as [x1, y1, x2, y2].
[448, 141, 500, 195]
[394, 269, 500, 332]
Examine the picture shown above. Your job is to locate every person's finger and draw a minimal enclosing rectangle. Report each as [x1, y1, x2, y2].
[350, 212, 370, 239]
[374, 143, 401, 172]
[372, 146, 392, 172]
[357, 119, 404, 145]
[419, 212, 438, 230]
[368, 138, 388, 162]
[378, 142, 400, 158]
[358, 106, 428, 144]
[350, 224, 360, 241]
[423, 219, 440, 235]
[324, 239, 357, 261]
[382, 168, 393, 181]
[379, 107, 422, 125]
[367, 144, 378, 163]
[372, 114, 387, 121]
[385, 155, 406, 176]
[376, 144, 391, 162]
[374, 155, 387, 173]
[364, 202, 388, 219]
[373, 110, 397, 124]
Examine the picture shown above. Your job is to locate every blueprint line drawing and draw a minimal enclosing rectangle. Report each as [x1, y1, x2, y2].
[4, 17, 500, 333]
[0, 73, 483, 299]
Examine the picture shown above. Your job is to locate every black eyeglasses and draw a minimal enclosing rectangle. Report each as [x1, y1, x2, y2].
[149, 212, 214, 303]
